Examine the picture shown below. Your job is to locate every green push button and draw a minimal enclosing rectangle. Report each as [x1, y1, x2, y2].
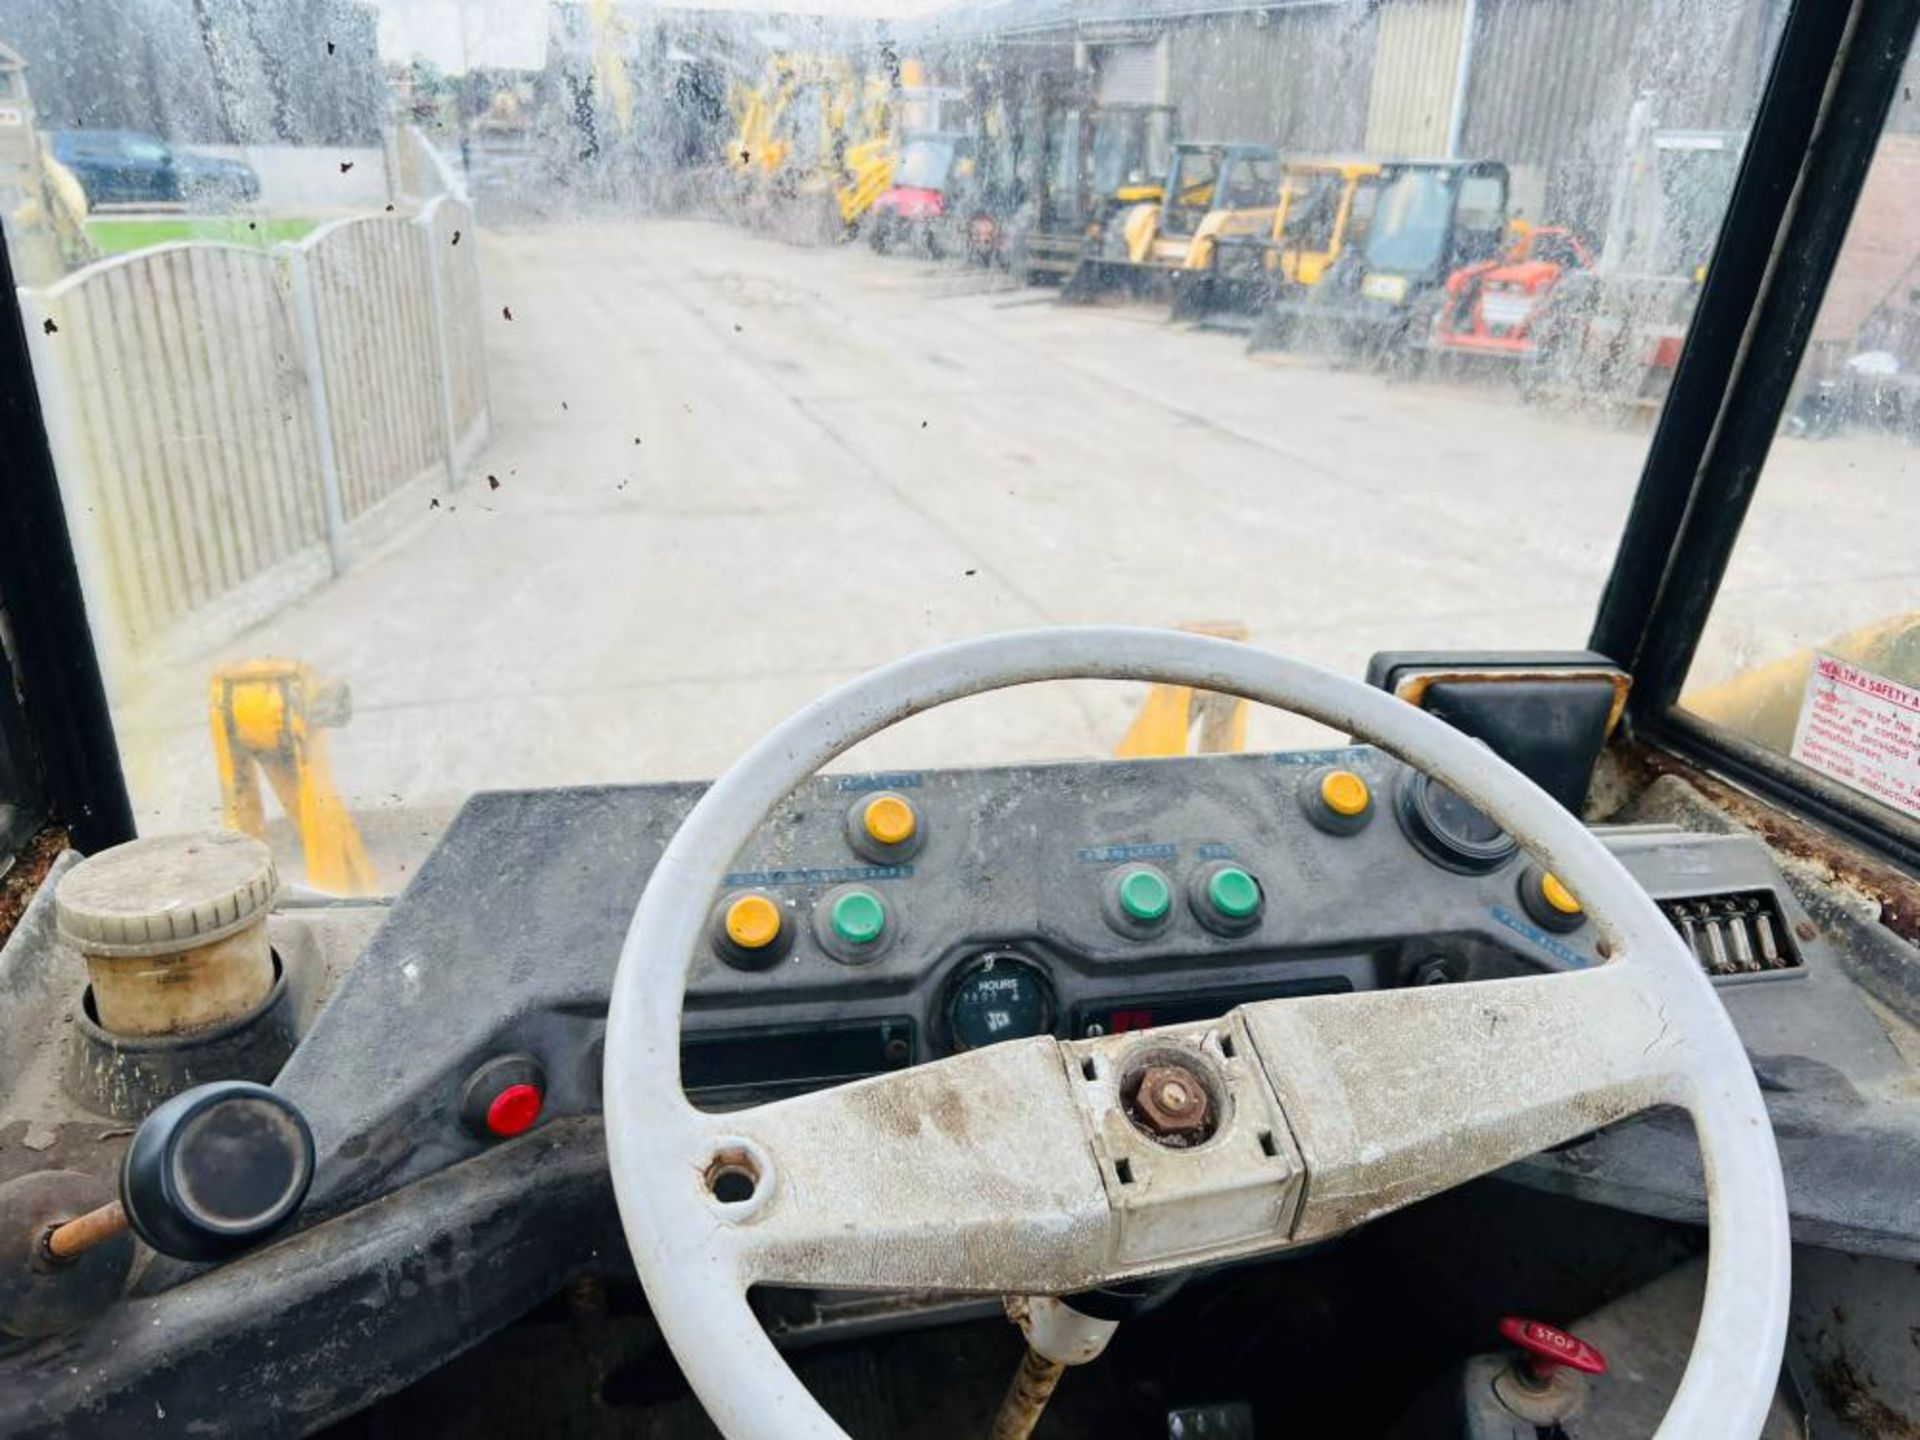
[1207, 866, 1262, 920]
[830, 889, 887, 945]
[1118, 867, 1172, 922]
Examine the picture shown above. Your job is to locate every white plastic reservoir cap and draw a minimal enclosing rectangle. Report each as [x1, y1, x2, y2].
[56, 832, 279, 958]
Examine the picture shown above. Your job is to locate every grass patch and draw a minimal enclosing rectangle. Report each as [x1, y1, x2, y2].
[86, 216, 318, 256]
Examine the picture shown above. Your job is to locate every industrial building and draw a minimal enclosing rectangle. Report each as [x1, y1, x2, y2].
[918, 0, 1792, 236]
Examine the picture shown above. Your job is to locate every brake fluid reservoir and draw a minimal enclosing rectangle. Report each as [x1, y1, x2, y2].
[55, 832, 279, 1037]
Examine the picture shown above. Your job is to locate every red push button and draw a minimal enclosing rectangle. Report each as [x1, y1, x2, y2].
[1498, 1316, 1608, 1379]
[459, 1053, 548, 1140]
[485, 1082, 543, 1137]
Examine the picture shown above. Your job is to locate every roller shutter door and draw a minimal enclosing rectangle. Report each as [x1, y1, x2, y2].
[1094, 41, 1163, 105]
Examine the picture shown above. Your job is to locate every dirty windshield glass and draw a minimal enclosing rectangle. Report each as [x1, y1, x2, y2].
[1364, 169, 1455, 273]
[1679, 57, 1920, 830]
[0, 0, 1817, 888]
[895, 136, 959, 189]
[1090, 107, 1171, 194]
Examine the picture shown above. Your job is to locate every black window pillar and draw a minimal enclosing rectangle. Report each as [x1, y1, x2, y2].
[0, 225, 136, 856]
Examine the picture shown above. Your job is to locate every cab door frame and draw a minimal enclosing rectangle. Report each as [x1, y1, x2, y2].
[1588, 0, 1920, 868]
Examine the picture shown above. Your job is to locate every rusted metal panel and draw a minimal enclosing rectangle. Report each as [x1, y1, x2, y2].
[1366, 0, 1468, 157]
[1165, 5, 1377, 152]
[1616, 745, 1920, 949]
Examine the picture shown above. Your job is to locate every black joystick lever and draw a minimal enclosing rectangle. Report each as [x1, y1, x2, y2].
[52, 1081, 314, 1265]
[3, 1082, 314, 1338]
[120, 1080, 315, 1261]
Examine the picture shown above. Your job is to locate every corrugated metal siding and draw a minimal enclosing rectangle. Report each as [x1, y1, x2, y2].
[1366, 0, 1468, 156]
[1166, 6, 1377, 152]
[1461, 0, 1788, 236]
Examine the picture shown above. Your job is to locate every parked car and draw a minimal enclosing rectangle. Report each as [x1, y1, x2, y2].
[47, 130, 260, 210]
[173, 149, 262, 209]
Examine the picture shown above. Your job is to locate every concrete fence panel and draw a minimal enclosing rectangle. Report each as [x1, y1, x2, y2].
[20, 192, 490, 694]
[301, 214, 447, 521]
[389, 124, 467, 204]
[24, 244, 328, 656]
[423, 195, 490, 455]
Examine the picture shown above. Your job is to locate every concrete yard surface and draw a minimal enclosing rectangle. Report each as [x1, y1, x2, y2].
[105, 217, 1920, 885]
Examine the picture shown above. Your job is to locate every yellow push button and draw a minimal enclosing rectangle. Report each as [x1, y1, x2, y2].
[863, 794, 917, 847]
[1519, 866, 1586, 935]
[1540, 873, 1582, 917]
[724, 893, 782, 949]
[1320, 769, 1371, 818]
[1303, 764, 1374, 834]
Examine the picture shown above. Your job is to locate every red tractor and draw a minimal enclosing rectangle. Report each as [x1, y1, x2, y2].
[1429, 225, 1595, 360]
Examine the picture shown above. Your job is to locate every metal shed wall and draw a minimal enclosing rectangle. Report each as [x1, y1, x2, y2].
[1460, 0, 1789, 235]
[1365, 0, 1469, 155]
[1166, 3, 1377, 151]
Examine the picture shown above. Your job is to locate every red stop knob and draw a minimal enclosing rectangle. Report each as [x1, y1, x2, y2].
[1499, 1317, 1608, 1379]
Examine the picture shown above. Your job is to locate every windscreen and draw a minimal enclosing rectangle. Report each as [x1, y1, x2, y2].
[1090, 107, 1171, 195]
[1221, 153, 1278, 209]
[1280, 172, 1343, 252]
[1364, 168, 1456, 274]
[1678, 58, 1920, 834]
[0, 0, 1802, 887]
[894, 137, 958, 189]
[1162, 148, 1221, 233]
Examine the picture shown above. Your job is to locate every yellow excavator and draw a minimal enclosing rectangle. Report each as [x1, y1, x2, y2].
[730, 55, 959, 239]
[1170, 158, 1382, 323]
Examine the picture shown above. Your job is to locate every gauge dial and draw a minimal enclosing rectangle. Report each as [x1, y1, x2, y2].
[940, 952, 1055, 1053]
[1396, 769, 1518, 872]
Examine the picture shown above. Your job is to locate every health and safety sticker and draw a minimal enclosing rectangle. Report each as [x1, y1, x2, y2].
[1788, 653, 1919, 819]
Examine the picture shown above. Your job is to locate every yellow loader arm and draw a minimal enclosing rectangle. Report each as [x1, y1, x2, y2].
[209, 660, 375, 895]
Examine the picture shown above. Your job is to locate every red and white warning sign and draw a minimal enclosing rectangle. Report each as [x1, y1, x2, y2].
[1789, 653, 1920, 819]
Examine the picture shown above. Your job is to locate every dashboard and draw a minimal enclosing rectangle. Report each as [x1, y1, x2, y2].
[275, 747, 1851, 1226]
[5, 743, 1914, 1439]
[686, 748, 1608, 1094]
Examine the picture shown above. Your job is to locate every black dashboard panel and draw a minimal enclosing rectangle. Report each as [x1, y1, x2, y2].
[275, 749, 1866, 1224]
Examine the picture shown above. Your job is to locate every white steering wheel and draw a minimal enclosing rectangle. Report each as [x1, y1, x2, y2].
[604, 627, 1789, 1438]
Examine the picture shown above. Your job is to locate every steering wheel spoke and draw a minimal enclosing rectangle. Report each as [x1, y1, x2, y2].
[709, 1039, 1116, 1293]
[701, 967, 1680, 1293]
[1243, 965, 1683, 1241]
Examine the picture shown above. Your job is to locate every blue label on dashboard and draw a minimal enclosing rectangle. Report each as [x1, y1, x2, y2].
[724, 863, 914, 887]
[834, 773, 924, 792]
[1077, 843, 1178, 864]
[1195, 843, 1236, 859]
[1489, 903, 1590, 969]
[1269, 746, 1372, 767]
